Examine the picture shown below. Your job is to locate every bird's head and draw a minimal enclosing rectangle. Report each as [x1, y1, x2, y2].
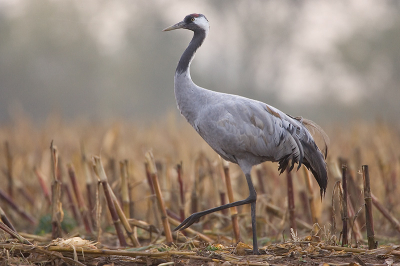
[163, 13, 209, 33]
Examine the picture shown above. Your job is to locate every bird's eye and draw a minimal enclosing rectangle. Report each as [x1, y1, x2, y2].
[191, 17, 195, 22]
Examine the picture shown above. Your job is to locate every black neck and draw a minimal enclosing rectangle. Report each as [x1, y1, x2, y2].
[176, 29, 206, 75]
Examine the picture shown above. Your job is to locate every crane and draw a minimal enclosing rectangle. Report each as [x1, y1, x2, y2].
[164, 13, 328, 255]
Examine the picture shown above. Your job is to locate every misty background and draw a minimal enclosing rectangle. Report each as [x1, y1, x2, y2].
[1, 0, 399, 126]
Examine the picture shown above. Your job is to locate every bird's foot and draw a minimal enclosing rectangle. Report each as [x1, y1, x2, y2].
[174, 213, 202, 231]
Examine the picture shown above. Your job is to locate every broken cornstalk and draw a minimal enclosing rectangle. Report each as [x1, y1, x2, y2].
[92, 156, 127, 247]
[59, 159, 80, 227]
[67, 164, 93, 234]
[119, 160, 130, 218]
[341, 165, 348, 246]
[371, 193, 400, 234]
[81, 144, 96, 229]
[34, 167, 52, 206]
[144, 161, 160, 226]
[0, 188, 36, 225]
[176, 163, 185, 222]
[0, 206, 16, 232]
[255, 166, 266, 195]
[168, 216, 214, 243]
[145, 151, 173, 244]
[50, 141, 63, 239]
[108, 184, 140, 247]
[362, 165, 376, 249]
[0, 221, 32, 245]
[265, 202, 312, 231]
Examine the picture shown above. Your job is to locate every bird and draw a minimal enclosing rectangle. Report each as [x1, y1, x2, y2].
[163, 13, 328, 255]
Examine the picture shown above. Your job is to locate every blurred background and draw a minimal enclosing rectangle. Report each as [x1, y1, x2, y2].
[1, 0, 400, 126]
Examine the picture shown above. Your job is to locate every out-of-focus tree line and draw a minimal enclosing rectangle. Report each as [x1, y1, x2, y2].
[0, 0, 399, 125]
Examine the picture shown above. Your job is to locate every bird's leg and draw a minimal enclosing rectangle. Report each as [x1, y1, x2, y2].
[246, 173, 260, 255]
[174, 197, 255, 230]
[250, 200, 260, 255]
[174, 173, 260, 255]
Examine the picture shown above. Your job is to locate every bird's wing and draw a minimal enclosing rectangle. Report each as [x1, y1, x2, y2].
[193, 95, 327, 193]
[193, 96, 300, 164]
[264, 104, 328, 194]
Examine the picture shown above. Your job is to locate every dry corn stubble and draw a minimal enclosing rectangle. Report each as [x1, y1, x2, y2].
[0, 116, 399, 265]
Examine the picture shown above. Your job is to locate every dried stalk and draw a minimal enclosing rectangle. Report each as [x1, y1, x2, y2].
[265, 202, 312, 231]
[81, 144, 96, 229]
[0, 221, 32, 245]
[168, 216, 214, 243]
[166, 209, 181, 221]
[67, 164, 93, 234]
[63, 182, 81, 225]
[191, 185, 198, 214]
[58, 159, 80, 226]
[34, 167, 52, 205]
[371, 193, 400, 234]
[299, 190, 310, 223]
[144, 161, 160, 226]
[0, 243, 86, 266]
[255, 166, 266, 195]
[95, 181, 102, 243]
[108, 158, 118, 185]
[0, 206, 16, 232]
[3, 141, 13, 198]
[16, 183, 35, 207]
[128, 218, 160, 234]
[347, 168, 366, 227]
[287, 169, 296, 233]
[47, 245, 196, 258]
[0, 188, 36, 225]
[128, 179, 135, 219]
[107, 186, 140, 247]
[332, 162, 362, 245]
[192, 157, 201, 215]
[321, 245, 366, 253]
[303, 167, 318, 224]
[222, 160, 241, 243]
[219, 192, 227, 215]
[0, 242, 195, 263]
[362, 165, 376, 249]
[176, 163, 185, 222]
[347, 196, 363, 245]
[92, 156, 128, 247]
[50, 141, 63, 239]
[341, 165, 348, 246]
[120, 160, 139, 245]
[19, 232, 51, 242]
[119, 160, 130, 217]
[145, 151, 173, 244]
[331, 180, 342, 240]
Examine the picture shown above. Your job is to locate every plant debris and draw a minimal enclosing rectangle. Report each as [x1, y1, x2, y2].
[0, 237, 400, 265]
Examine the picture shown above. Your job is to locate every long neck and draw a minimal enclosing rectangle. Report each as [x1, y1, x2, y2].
[174, 29, 208, 125]
[176, 29, 206, 75]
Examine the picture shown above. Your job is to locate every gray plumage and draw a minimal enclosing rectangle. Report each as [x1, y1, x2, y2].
[164, 13, 328, 255]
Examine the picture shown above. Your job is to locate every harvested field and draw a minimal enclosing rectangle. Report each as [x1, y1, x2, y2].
[0, 115, 399, 265]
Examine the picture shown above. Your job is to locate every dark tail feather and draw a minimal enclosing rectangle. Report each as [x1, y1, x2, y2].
[301, 140, 328, 198]
[277, 137, 328, 198]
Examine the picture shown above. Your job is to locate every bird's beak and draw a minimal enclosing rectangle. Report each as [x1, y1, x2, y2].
[163, 21, 186, 31]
